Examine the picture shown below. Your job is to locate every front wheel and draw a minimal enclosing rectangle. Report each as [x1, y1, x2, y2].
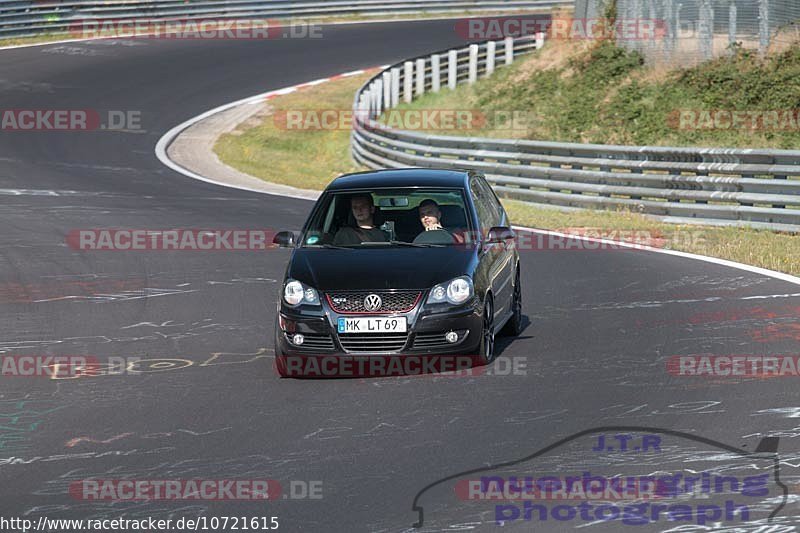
[477, 295, 495, 365]
[275, 353, 290, 377]
[274, 318, 290, 377]
[500, 267, 522, 336]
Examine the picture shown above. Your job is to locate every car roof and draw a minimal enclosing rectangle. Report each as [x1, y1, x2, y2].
[325, 168, 474, 192]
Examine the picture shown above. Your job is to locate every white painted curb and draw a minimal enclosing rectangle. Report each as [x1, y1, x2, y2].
[154, 67, 380, 201]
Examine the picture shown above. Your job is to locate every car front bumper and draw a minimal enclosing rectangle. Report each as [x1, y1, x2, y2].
[275, 297, 483, 358]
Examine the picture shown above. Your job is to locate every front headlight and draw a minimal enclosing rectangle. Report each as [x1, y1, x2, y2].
[283, 279, 320, 307]
[427, 276, 474, 306]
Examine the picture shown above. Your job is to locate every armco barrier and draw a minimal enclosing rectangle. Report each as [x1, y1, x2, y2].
[350, 35, 800, 233]
[0, 0, 567, 39]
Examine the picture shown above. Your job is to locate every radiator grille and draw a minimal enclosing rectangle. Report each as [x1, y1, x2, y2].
[326, 291, 421, 314]
[338, 333, 409, 353]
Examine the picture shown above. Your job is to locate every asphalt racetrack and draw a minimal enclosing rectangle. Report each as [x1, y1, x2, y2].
[1, 17, 799, 532]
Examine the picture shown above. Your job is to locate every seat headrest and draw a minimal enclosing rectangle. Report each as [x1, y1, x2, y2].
[438, 205, 467, 229]
[346, 206, 384, 227]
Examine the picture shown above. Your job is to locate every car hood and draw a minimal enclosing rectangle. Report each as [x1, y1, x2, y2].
[288, 246, 478, 291]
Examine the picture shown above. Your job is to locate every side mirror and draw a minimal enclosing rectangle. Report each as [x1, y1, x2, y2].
[486, 226, 515, 244]
[273, 231, 296, 248]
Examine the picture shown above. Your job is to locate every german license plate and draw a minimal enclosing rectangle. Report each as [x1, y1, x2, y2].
[337, 317, 407, 333]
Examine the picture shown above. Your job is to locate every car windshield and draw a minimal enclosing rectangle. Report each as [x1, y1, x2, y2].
[301, 188, 474, 248]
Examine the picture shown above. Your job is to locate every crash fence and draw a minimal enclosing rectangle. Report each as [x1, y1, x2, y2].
[576, 0, 800, 66]
[350, 35, 800, 232]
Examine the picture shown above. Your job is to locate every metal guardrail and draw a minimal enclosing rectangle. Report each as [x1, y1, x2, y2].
[0, 0, 567, 38]
[351, 35, 800, 233]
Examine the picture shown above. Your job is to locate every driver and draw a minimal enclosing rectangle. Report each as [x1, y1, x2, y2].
[333, 195, 388, 245]
[413, 199, 455, 244]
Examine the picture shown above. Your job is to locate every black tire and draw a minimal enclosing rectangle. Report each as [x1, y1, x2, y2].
[275, 353, 290, 377]
[274, 318, 290, 377]
[477, 294, 495, 365]
[500, 267, 522, 336]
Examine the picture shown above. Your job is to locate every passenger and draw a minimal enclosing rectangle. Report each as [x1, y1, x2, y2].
[333, 195, 389, 245]
[413, 199, 455, 244]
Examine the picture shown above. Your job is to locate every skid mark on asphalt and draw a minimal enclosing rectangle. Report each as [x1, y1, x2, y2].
[1, 276, 275, 305]
[0, 399, 67, 454]
[504, 409, 569, 425]
[41, 45, 110, 57]
[47, 162, 146, 173]
[744, 424, 800, 439]
[118, 319, 261, 339]
[65, 426, 232, 447]
[303, 427, 354, 440]
[597, 401, 725, 420]
[0, 188, 135, 197]
[638, 304, 800, 329]
[575, 292, 800, 311]
[84, 39, 148, 48]
[120, 320, 181, 329]
[0, 446, 176, 466]
[754, 408, 800, 419]
[0, 278, 145, 304]
[28, 348, 275, 381]
[0, 78, 56, 93]
[29, 452, 297, 494]
[0, 336, 135, 353]
[32, 287, 197, 303]
[21, 450, 319, 518]
[65, 433, 134, 448]
[207, 277, 277, 285]
[750, 324, 800, 342]
[653, 274, 773, 293]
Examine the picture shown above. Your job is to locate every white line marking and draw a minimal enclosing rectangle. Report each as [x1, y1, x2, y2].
[299, 79, 330, 87]
[154, 69, 380, 200]
[513, 227, 800, 287]
[741, 292, 800, 300]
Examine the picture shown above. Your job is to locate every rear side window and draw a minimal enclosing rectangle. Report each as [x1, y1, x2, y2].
[470, 177, 502, 232]
[483, 178, 505, 226]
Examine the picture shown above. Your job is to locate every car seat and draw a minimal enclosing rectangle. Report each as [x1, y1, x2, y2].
[438, 205, 470, 243]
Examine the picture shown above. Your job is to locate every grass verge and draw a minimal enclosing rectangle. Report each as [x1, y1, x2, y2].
[213, 57, 800, 277]
[0, 33, 78, 47]
[214, 72, 371, 190]
[391, 38, 800, 149]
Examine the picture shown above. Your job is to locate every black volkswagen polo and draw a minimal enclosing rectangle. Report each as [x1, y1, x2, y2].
[272, 168, 522, 377]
